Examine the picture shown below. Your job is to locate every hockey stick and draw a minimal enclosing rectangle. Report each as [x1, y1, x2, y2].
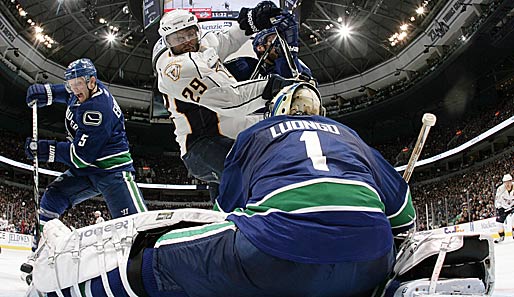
[31, 104, 41, 248]
[402, 113, 437, 182]
[372, 113, 437, 297]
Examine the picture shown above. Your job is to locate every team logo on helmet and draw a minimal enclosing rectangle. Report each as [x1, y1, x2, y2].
[164, 63, 181, 81]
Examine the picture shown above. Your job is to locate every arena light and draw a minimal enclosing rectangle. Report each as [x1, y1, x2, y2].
[400, 24, 409, 31]
[106, 33, 116, 42]
[34, 26, 43, 33]
[338, 24, 352, 38]
[416, 6, 425, 15]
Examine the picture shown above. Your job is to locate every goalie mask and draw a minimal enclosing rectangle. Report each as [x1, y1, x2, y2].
[158, 9, 201, 55]
[267, 82, 325, 117]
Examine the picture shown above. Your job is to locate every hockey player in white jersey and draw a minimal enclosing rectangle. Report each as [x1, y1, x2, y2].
[494, 173, 514, 242]
[154, 2, 297, 200]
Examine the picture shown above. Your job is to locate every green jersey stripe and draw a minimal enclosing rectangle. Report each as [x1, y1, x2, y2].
[246, 181, 385, 213]
[155, 222, 235, 247]
[389, 190, 416, 228]
[70, 144, 132, 169]
[124, 171, 147, 212]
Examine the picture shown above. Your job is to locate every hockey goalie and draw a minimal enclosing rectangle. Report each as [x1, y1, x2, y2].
[26, 82, 495, 297]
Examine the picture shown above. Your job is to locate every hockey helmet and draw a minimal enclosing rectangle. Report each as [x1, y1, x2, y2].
[152, 37, 168, 73]
[158, 9, 201, 49]
[64, 58, 97, 93]
[252, 28, 276, 56]
[503, 174, 512, 182]
[64, 58, 97, 81]
[267, 82, 325, 117]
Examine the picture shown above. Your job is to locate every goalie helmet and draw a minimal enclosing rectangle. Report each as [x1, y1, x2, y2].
[267, 82, 325, 117]
[158, 9, 201, 49]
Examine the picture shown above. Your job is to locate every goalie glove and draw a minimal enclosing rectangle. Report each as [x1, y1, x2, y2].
[24, 138, 57, 163]
[238, 1, 282, 35]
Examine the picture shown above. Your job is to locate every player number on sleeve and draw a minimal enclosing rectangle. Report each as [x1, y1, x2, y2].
[182, 78, 207, 102]
[300, 131, 329, 171]
[78, 134, 89, 147]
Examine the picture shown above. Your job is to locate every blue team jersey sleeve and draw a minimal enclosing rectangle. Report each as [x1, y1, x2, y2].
[274, 53, 312, 78]
[51, 84, 72, 105]
[55, 92, 113, 168]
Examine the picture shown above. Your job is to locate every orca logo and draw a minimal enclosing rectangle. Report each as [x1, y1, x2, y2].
[83, 111, 103, 126]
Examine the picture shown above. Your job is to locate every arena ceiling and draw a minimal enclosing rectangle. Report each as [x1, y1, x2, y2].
[3, 0, 445, 89]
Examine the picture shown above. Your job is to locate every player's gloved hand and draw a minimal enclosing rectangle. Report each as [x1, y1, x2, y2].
[262, 74, 296, 100]
[26, 84, 56, 108]
[43, 219, 72, 250]
[238, 1, 282, 35]
[273, 12, 299, 53]
[24, 138, 57, 162]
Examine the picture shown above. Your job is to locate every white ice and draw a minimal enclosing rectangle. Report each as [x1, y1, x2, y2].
[1, 241, 513, 296]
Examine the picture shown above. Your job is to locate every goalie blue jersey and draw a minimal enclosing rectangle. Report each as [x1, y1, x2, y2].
[216, 115, 415, 264]
[53, 81, 134, 176]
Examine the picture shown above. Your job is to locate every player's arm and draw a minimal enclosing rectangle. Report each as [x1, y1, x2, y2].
[369, 149, 416, 234]
[159, 61, 295, 116]
[25, 83, 70, 108]
[206, 25, 251, 61]
[54, 101, 113, 168]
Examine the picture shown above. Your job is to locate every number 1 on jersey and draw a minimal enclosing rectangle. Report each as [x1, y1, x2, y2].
[300, 131, 329, 171]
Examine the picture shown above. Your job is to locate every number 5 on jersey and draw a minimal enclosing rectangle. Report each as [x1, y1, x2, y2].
[300, 131, 329, 171]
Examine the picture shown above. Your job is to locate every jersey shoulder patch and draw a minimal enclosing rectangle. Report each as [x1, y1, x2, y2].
[164, 63, 181, 81]
[82, 110, 103, 126]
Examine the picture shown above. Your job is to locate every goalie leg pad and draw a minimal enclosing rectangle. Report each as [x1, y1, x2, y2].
[32, 209, 228, 294]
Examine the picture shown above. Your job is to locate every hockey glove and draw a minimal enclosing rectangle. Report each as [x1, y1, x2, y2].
[26, 84, 58, 108]
[24, 138, 57, 163]
[262, 74, 296, 100]
[273, 12, 299, 53]
[238, 1, 282, 35]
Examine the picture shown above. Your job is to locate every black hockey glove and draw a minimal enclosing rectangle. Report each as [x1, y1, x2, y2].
[262, 74, 296, 100]
[238, 1, 282, 35]
[24, 137, 57, 162]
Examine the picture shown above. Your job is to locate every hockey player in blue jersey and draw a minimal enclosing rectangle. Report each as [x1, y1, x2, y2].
[29, 82, 415, 297]
[22, 59, 147, 255]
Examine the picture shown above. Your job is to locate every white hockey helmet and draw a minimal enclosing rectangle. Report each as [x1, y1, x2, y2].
[152, 36, 167, 73]
[503, 174, 512, 182]
[158, 9, 201, 49]
[267, 82, 325, 117]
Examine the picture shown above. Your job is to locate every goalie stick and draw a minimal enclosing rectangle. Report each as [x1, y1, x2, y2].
[372, 113, 437, 297]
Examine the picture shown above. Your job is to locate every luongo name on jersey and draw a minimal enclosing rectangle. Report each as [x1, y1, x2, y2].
[216, 115, 415, 264]
[155, 25, 267, 156]
[54, 80, 134, 175]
